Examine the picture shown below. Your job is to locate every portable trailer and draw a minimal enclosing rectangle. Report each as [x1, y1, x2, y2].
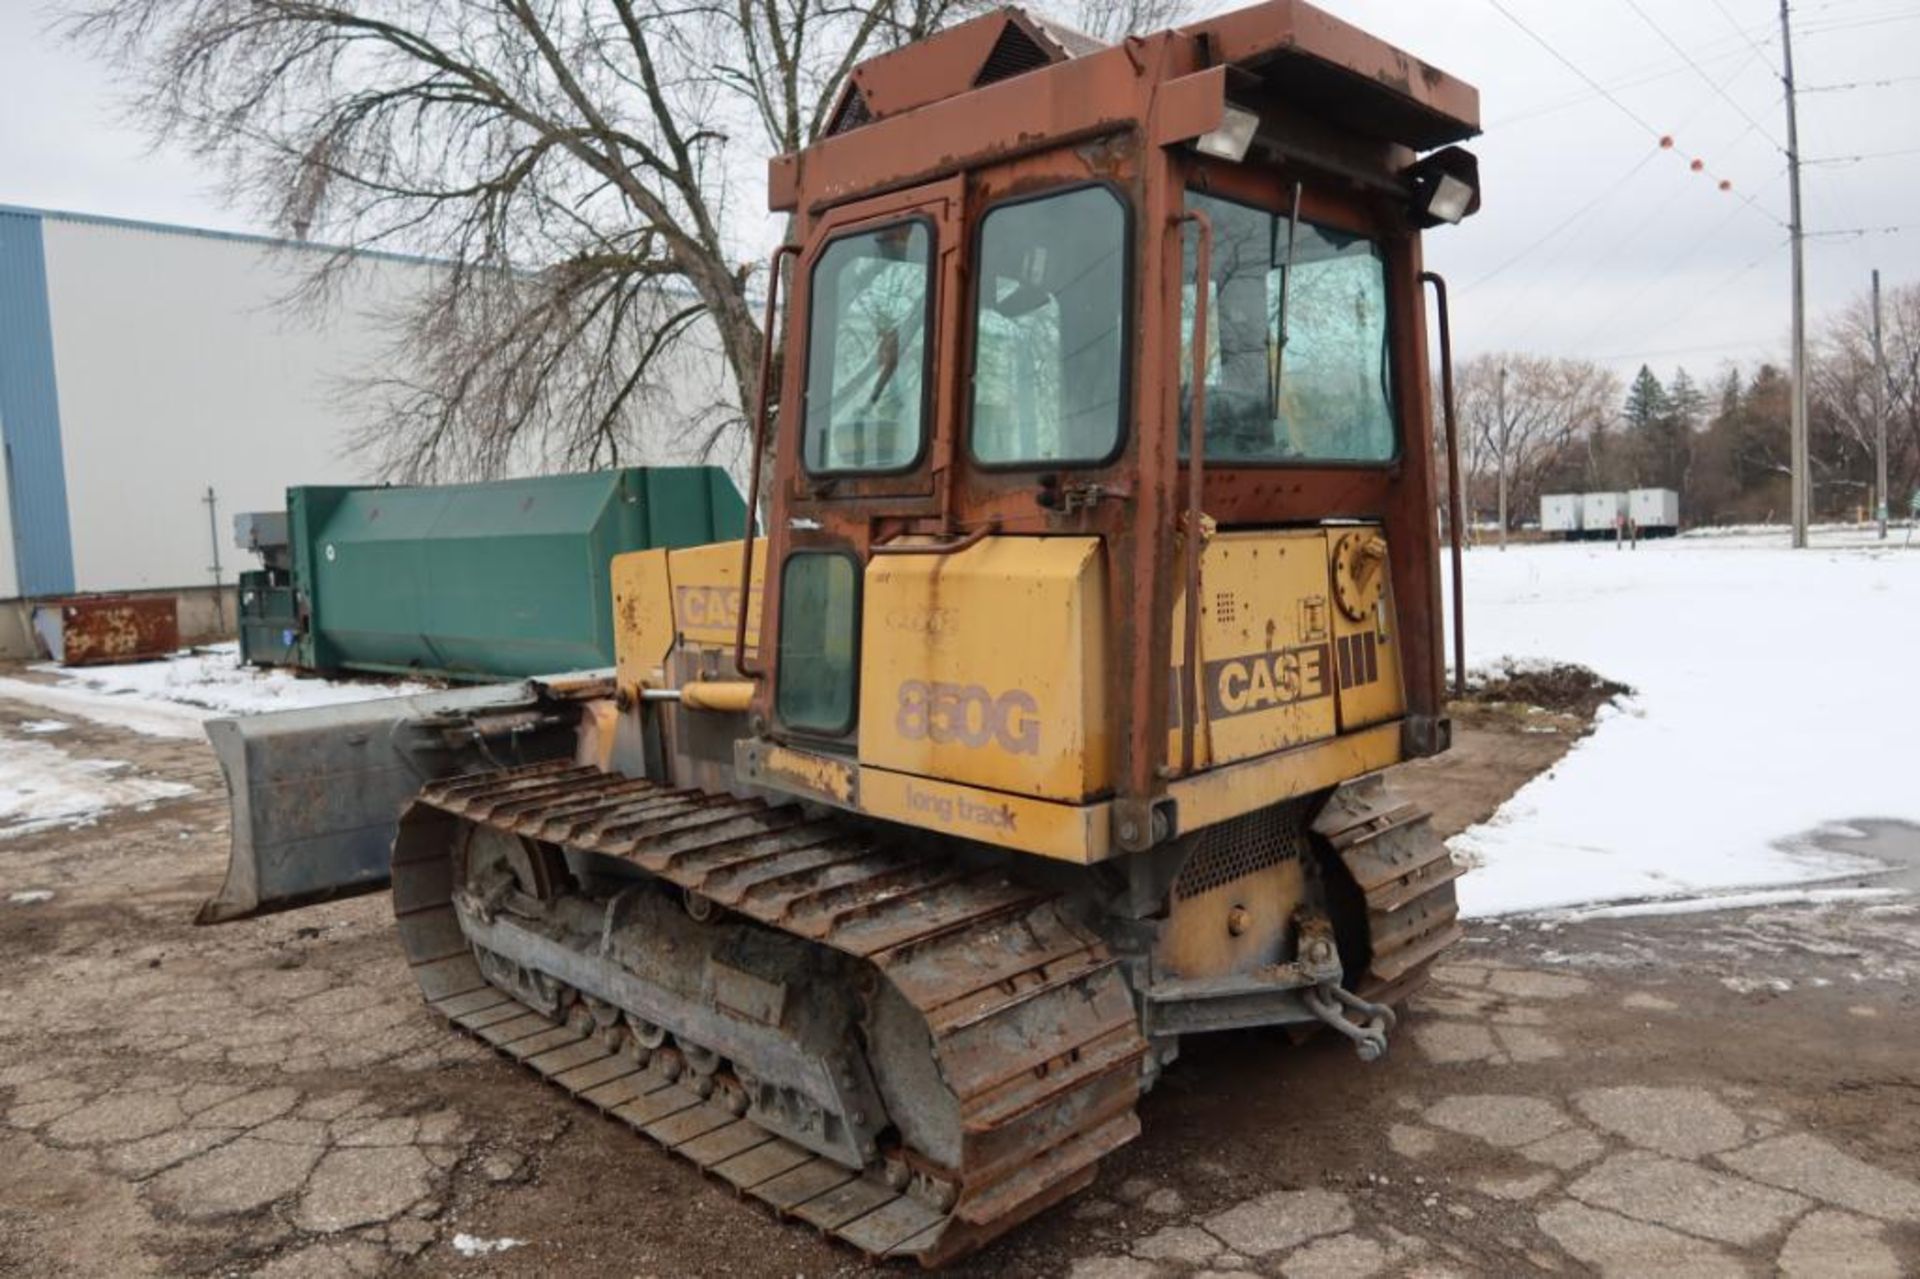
[1540, 493, 1583, 538]
[1628, 487, 1680, 537]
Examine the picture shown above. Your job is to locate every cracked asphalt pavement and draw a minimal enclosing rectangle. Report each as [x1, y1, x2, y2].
[1, 697, 1916, 1276]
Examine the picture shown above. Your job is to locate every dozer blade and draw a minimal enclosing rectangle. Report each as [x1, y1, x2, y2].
[196, 682, 576, 924]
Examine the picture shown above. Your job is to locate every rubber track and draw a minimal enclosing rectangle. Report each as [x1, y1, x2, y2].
[391, 760, 1147, 1266]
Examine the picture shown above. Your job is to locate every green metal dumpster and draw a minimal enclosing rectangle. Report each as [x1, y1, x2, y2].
[271, 467, 743, 680]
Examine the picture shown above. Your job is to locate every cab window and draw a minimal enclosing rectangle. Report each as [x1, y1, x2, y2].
[775, 552, 859, 734]
[970, 186, 1127, 466]
[803, 221, 932, 474]
[1181, 190, 1397, 464]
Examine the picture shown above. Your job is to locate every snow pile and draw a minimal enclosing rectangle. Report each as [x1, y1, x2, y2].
[1449, 538, 1920, 916]
[0, 644, 431, 739]
[451, 1234, 525, 1257]
[0, 734, 195, 838]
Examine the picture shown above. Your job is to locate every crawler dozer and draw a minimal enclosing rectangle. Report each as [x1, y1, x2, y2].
[200, 2, 1480, 1263]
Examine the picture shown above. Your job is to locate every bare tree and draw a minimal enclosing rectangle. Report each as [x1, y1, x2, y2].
[1071, 0, 1189, 42]
[67, 0, 992, 479]
[1455, 353, 1619, 534]
[1811, 279, 1920, 516]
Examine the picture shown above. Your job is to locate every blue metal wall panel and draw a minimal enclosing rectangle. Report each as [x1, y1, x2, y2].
[0, 211, 75, 596]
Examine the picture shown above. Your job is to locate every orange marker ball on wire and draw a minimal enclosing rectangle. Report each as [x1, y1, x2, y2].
[1690, 158, 1704, 172]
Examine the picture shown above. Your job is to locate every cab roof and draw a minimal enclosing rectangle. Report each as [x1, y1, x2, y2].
[822, 2, 1478, 150]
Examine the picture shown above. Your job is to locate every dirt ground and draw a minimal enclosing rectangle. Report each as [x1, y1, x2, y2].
[1, 689, 1915, 1278]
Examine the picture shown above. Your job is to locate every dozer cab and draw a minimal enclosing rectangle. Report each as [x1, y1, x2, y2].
[199, 1, 1480, 1263]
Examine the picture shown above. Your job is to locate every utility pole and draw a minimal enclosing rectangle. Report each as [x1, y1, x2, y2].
[1780, 0, 1810, 548]
[1496, 365, 1509, 551]
[1872, 268, 1888, 539]
[204, 485, 227, 632]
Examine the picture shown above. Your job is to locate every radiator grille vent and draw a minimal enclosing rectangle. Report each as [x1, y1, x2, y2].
[1174, 804, 1311, 901]
[826, 89, 872, 135]
[974, 23, 1053, 86]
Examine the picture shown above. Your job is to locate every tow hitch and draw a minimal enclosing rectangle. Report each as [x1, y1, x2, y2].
[1305, 982, 1397, 1062]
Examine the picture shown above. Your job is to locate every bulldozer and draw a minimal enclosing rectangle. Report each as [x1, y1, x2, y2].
[198, 1, 1479, 1264]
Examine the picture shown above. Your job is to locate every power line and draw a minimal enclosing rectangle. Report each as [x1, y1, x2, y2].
[1561, 197, 1758, 357]
[1584, 335, 1778, 363]
[1460, 147, 1664, 290]
[1707, 0, 1780, 62]
[1798, 9, 1920, 35]
[1621, 0, 1788, 153]
[1807, 224, 1918, 237]
[1493, 41, 1768, 128]
[1800, 72, 1920, 92]
[1481, 0, 1786, 228]
[1483, 0, 1662, 135]
[1803, 144, 1920, 165]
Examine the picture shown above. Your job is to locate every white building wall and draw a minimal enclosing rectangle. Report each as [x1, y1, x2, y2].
[39, 217, 422, 592]
[33, 215, 746, 597]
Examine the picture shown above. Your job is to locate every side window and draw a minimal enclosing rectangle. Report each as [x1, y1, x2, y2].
[803, 221, 933, 474]
[970, 187, 1128, 466]
[776, 553, 859, 734]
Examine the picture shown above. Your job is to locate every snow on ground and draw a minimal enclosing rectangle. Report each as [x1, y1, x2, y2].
[1449, 534, 1920, 916]
[1677, 520, 1918, 549]
[0, 644, 431, 739]
[0, 733, 194, 839]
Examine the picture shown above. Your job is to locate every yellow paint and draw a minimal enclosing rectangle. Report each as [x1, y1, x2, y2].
[609, 524, 1406, 864]
[662, 539, 767, 650]
[1169, 721, 1402, 834]
[858, 766, 1112, 863]
[612, 539, 767, 691]
[859, 537, 1109, 803]
[1328, 535, 1406, 731]
[612, 548, 674, 691]
[681, 680, 755, 712]
[756, 743, 857, 806]
[573, 698, 622, 772]
[1169, 529, 1342, 772]
[1155, 858, 1307, 979]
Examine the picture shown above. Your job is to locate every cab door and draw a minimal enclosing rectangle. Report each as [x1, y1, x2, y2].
[782, 177, 964, 516]
[762, 178, 963, 747]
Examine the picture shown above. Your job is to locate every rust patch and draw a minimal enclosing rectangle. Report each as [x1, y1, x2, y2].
[33, 595, 179, 666]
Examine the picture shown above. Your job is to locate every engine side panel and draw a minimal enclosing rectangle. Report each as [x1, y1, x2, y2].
[858, 536, 1109, 803]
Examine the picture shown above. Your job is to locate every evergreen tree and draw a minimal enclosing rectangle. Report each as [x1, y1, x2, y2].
[1667, 367, 1707, 430]
[1624, 365, 1668, 431]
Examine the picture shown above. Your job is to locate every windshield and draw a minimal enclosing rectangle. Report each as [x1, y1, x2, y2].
[1180, 190, 1396, 464]
[803, 220, 932, 473]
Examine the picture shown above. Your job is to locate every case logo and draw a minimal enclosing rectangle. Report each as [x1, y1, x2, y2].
[1205, 643, 1332, 720]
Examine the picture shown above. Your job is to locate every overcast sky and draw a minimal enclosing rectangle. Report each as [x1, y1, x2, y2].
[3, 0, 1915, 381]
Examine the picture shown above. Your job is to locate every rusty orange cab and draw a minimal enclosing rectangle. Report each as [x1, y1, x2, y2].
[722, 0, 1478, 923]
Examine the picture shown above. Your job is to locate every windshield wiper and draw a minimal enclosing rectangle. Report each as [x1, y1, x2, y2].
[1273, 180, 1302, 421]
